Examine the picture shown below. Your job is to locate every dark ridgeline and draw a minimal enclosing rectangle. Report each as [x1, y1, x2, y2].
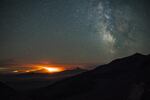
[30, 53, 150, 100]
[0, 53, 150, 100]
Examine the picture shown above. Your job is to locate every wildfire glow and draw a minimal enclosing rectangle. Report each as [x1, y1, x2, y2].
[10, 64, 65, 74]
[43, 67, 63, 73]
[34, 64, 65, 73]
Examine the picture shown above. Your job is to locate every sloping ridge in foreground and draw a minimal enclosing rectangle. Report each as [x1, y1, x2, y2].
[30, 53, 150, 100]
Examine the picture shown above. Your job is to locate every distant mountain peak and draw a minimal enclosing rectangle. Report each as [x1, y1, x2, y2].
[109, 53, 146, 64]
[132, 53, 145, 56]
[125, 53, 146, 60]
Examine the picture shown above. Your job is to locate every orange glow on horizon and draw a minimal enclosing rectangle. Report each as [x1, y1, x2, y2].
[43, 67, 63, 73]
[10, 64, 65, 74]
[34, 64, 65, 73]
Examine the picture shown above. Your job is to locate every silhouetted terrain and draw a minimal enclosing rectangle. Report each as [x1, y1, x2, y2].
[30, 53, 150, 100]
[0, 53, 150, 100]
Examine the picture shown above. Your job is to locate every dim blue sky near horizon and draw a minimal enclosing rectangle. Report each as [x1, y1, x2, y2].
[0, 0, 150, 65]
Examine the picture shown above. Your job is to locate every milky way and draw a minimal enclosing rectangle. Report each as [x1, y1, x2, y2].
[0, 0, 150, 65]
[86, 0, 150, 58]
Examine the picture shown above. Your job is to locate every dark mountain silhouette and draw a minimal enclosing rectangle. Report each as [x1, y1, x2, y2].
[29, 53, 150, 100]
[1, 53, 150, 100]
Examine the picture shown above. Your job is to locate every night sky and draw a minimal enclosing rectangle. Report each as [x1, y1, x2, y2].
[0, 0, 150, 65]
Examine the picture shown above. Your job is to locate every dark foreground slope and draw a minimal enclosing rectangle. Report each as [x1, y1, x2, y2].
[30, 53, 150, 100]
[0, 82, 16, 100]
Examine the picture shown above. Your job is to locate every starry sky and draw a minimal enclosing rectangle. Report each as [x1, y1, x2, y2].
[0, 0, 150, 65]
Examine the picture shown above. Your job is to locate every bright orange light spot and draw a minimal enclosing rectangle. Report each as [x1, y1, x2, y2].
[33, 64, 65, 73]
[43, 67, 62, 73]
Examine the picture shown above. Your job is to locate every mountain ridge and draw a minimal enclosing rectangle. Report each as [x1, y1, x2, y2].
[0, 53, 150, 100]
[30, 53, 150, 100]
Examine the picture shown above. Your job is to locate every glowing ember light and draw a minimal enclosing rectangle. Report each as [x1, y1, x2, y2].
[43, 67, 63, 73]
